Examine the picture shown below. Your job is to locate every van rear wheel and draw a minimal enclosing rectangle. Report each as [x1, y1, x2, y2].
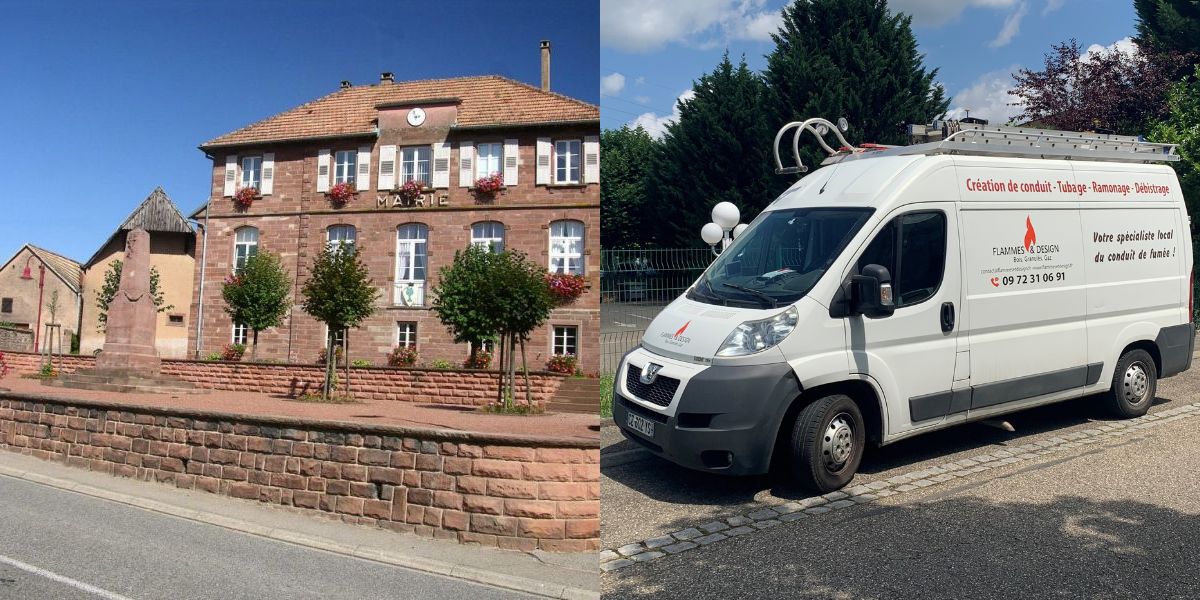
[789, 394, 864, 493]
[1106, 349, 1157, 418]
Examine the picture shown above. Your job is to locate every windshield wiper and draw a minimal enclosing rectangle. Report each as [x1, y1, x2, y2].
[721, 283, 778, 308]
[690, 278, 728, 305]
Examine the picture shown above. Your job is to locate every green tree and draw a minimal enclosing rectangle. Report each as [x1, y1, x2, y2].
[95, 259, 171, 331]
[1151, 65, 1200, 247]
[601, 125, 659, 249]
[431, 244, 502, 364]
[432, 245, 554, 409]
[221, 251, 291, 361]
[1136, 0, 1200, 58]
[765, 0, 949, 172]
[300, 244, 378, 399]
[648, 53, 781, 247]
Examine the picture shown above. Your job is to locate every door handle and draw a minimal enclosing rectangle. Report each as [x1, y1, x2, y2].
[940, 302, 955, 332]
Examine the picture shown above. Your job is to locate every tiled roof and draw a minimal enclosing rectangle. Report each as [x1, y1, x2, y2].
[3, 245, 84, 294]
[202, 76, 599, 149]
[85, 187, 194, 268]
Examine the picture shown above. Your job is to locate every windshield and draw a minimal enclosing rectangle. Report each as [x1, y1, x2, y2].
[689, 207, 874, 308]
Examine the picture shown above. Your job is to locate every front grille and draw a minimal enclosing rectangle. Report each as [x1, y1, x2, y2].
[625, 364, 680, 408]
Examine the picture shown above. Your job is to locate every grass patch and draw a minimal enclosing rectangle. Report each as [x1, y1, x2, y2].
[600, 373, 614, 419]
[290, 392, 361, 404]
[481, 403, 545, 415]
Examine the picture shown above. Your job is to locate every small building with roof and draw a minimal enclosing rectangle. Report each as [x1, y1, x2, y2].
[78, 187, 196, 358]
[0, 244, 84, 351]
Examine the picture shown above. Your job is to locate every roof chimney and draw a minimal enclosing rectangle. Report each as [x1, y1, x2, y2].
[540, 40, 551, 92]
[340, 80, 352, 90]
[380, 72, 395, 84]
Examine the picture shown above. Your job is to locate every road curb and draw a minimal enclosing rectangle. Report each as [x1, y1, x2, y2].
[0, 462, 599, 600]
[600, 401, 1200, 574]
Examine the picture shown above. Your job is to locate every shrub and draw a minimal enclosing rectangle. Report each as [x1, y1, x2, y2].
[546, 354, 577, 374]
[222, 343, 246, 362]
[431, 359, 453, 369]
[388, 346, 418, 367]
[316, 345, 345, 365]
[37, 362, 58, 379]
[463, 349, 492, 369]
[205, 352, 223, 361]
[351, 359, 371, 367]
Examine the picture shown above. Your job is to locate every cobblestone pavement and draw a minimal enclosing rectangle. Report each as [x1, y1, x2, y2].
[601, 365, 1200, 598]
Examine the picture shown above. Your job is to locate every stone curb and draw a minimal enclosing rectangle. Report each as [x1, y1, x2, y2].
[0, 390, 599, 449]
[0, 463, 598, 600]
[600, 401, 1200, 573]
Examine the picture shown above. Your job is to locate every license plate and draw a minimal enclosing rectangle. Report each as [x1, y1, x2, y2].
[626, 412, 656, 438]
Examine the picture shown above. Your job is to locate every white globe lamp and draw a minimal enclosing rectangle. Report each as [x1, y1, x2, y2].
[732, 223, 749, 239]
[711, 202, 740, 231]
[701, 223, 724, 246]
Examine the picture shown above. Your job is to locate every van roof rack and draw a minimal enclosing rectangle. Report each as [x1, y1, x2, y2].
[775, 118, 1179, 175]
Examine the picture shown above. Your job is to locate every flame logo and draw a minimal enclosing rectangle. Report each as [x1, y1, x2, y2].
[674, 321, 691, 338]
[1024, 216, 1036, 251]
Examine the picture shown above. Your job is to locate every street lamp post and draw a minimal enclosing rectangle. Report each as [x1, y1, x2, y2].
[701, 202, 747, 256]
[20, 256, 46, 351]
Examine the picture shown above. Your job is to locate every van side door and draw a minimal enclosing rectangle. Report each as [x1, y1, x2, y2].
[844, 203, 963, 434]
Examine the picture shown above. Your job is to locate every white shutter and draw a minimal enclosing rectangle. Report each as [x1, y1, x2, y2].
[503, 138, 519, 186]
[357, 146, 371, 191]
[378, 145, 397, 190]
[316, 149, 331, 193]
[536, 138, 552, 185]
[223, 155, 237, 197]
[432, 142, 451, 189]
[458, 141, 475, 187]
[260, 152, 275, 195]
[583, 135, 600, 184]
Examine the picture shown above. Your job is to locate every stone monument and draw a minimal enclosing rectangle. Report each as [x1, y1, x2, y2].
[47, 228, 200, 394]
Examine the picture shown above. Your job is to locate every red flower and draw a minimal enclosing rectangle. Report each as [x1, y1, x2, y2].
[546, 272, 586, 303]
[233, 187, 258, 209]
[328, 181, 356, 205]
[546, 353, 577, 374]
[395, 180, 425, 204]
[473, 173, 504, 194]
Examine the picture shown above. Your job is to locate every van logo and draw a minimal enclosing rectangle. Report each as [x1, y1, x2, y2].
[674, 321, 691, 338]
[659, 321, 693, 347]
[1024, 216, 1037, 251]
[640, 363, 663, 385]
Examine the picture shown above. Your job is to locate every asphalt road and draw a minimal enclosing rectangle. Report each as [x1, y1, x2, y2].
[0, 475, 531, 600]
[602, 364, 1200, 598]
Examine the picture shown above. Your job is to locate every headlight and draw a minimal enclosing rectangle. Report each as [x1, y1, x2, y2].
[716, 306, 799, 357]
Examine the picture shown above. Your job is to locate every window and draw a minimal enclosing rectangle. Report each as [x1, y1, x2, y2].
[396, 322, 417, 348]
[856, 211, 947, 308]
[395, 223, 429, 306]
[1, 298, 11, 313]
[553, 326, 578, 356]
[241, 156, 262, 190]
[327, 225, 356, 251]
[232, 323, 248, 345]
[334, 150, 357, 185]
[554, 140, 581, 184]
[476, 143, 503, 179]
[549, 220, 584, 274]
[471, 221, 505, 253]
[401, 146, 431, 186]
[233, 227, 259, 272]
[168, 314, 185, 326]
[325, 326, 346, 348]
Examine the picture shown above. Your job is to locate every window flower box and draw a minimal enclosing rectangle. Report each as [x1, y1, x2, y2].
[393, 180, 428, 205]
[232, 187, 260, 210]
[327, 181, 356, 207]
[472, 173, 505, 200]
[546, 272, 586, 304]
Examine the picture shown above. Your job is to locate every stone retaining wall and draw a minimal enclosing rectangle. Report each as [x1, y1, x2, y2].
[0, 393, 599, 551]
[0, 327, 33, 353]
[0, 352, 564, 407]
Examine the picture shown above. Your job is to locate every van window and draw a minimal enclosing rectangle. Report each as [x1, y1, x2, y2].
[857, 211, 946, 308]
[691, 208, 874, 308]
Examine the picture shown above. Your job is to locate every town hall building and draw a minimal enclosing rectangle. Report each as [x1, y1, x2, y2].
[188, 58, 600, 373]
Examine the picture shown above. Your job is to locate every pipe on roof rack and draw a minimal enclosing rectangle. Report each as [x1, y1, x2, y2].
[773, 118, 855, 175]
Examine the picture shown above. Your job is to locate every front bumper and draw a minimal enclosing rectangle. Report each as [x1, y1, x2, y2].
[613, 349, 801, 475]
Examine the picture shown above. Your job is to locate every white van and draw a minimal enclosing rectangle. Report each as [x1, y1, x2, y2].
[614, 118, 1194, 492]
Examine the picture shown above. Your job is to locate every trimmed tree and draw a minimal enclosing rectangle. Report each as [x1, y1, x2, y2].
[431, 244, 502, 366]
[300, 244, 378, 399]
[221, 251, 291, 361]
[96, 259, 171, 331]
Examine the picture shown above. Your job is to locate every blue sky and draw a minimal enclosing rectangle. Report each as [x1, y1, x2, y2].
[600, 0, 1138, 134]
[0, 0, 598, 265]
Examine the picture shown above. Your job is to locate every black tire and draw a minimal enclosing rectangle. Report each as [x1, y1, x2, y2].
[789, 394, 865, 493]
[1105, 349, 1157, 418]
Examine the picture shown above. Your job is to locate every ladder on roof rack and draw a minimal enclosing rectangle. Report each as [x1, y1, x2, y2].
[773, 118, 1179, 176]
[904, 123, 1179, 163]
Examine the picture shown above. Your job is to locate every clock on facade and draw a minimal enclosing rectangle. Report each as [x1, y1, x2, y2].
[407, 107, 426, 127]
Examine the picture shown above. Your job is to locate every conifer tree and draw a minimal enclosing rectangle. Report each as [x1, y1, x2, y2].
[600, 125, 658, 249]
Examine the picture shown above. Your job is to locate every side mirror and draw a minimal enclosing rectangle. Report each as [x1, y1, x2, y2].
[849, 264, 895, 318]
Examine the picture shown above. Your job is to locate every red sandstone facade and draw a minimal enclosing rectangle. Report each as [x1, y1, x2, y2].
[188, 75, 600, 373]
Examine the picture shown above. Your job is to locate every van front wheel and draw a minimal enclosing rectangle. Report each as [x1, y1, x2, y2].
[789, 394, 865, 493]
[1106, 349, 1157, 418]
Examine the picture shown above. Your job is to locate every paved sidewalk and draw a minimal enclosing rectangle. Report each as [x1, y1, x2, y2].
[0, 450, 598, 599]
[604, 399, 1200, 598]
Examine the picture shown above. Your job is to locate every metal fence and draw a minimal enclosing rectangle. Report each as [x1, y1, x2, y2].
[600, 248, 714, 374]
